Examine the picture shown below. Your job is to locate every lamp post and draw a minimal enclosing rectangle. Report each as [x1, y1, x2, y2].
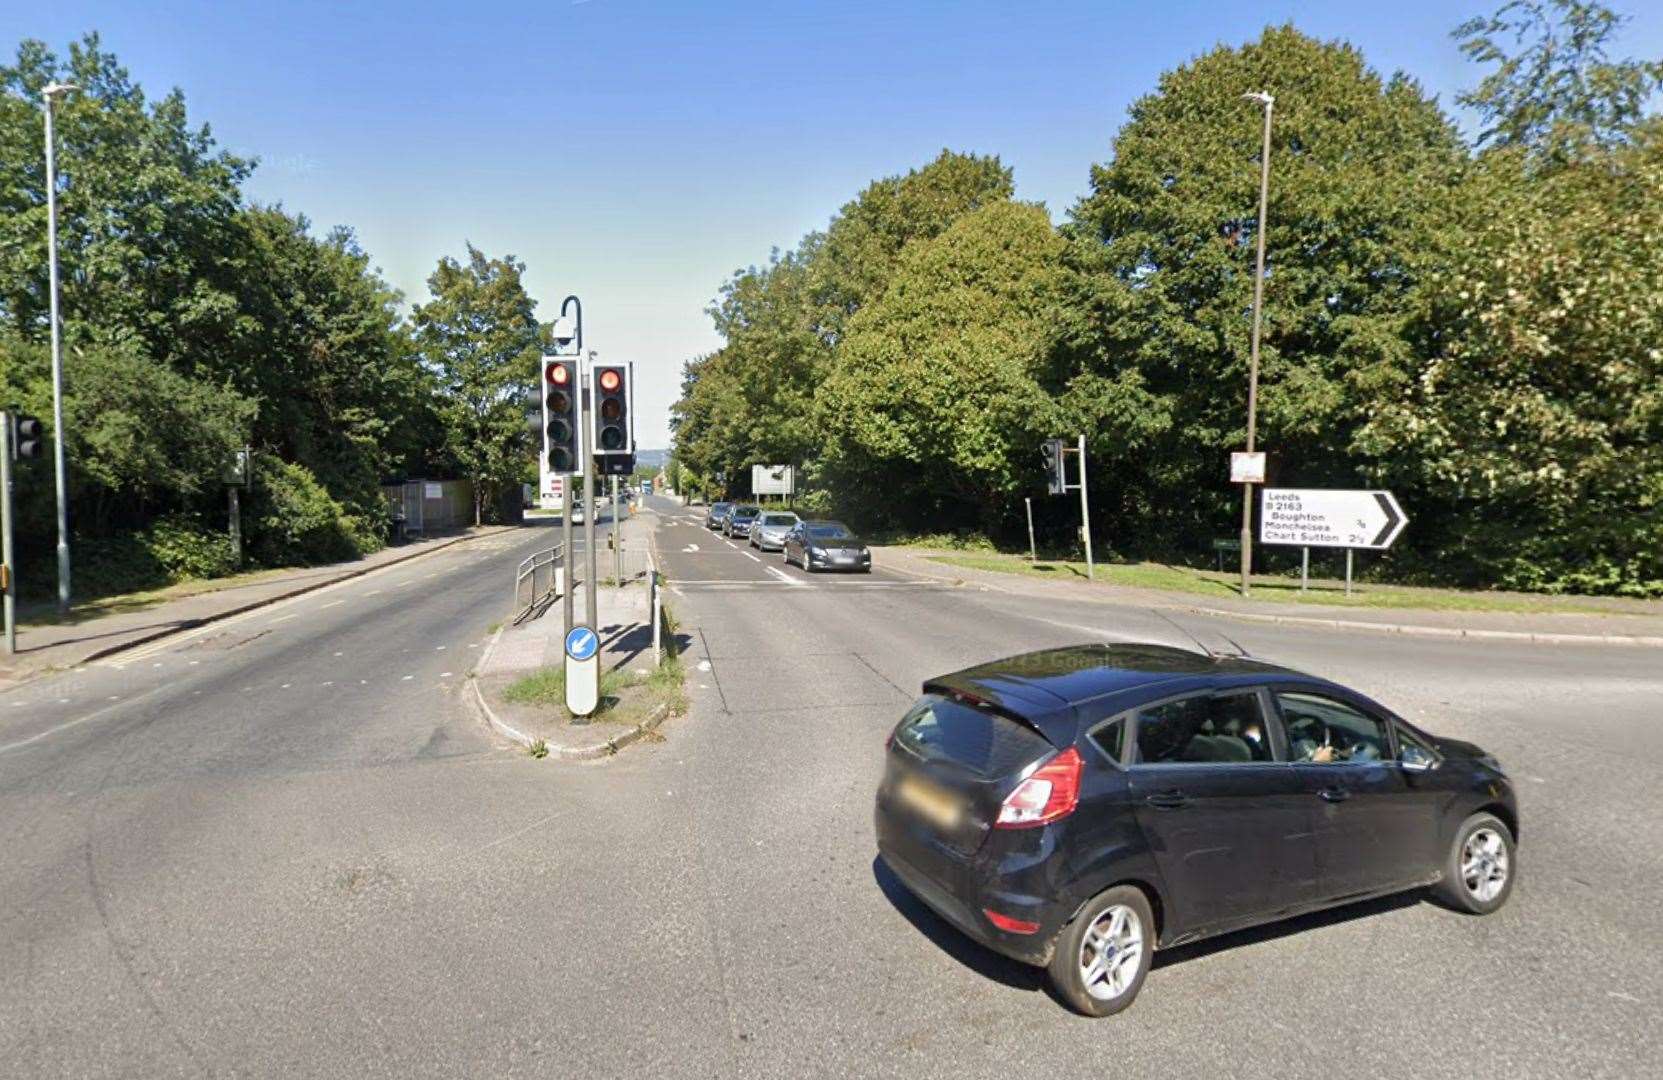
[43, 81, 79, 614]
[1238, 90, 1273, 597]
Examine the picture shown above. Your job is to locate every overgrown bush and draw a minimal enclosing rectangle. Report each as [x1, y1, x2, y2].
[247, 459, 382, 568]
[144, 514, 239, 580]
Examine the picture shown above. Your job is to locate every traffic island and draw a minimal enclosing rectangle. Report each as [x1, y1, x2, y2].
[471, 511, 689, 758]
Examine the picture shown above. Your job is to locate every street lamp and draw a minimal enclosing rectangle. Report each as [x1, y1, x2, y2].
[1238, 90, 1273, 597]
[43, 81, 79, 614]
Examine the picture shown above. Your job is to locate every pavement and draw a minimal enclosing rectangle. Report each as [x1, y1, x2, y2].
[875, 545, 1663, 645]
[2, 493, 1659, 1078]
[0, 525, 517, 691]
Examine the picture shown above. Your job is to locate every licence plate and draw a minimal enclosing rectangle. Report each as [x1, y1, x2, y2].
[896, 774, 963, 830]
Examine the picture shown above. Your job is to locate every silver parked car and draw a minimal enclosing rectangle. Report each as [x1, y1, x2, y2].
[749, 511, 800, 551]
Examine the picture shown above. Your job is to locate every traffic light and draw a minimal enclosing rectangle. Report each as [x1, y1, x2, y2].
[1041, 439, 1065, 495]
[543, 359, 580, 473]
[9, 415, 43, 461]
[591, 362, 634, 475]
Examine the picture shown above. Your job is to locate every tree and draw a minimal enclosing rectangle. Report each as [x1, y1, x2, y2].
[1067, 25, 1468, 553]
[1360, 123, 1663, 595]
[411, 246, 540, 525]
[1455, 0, 1663, 153]
[816, 201, 1068, 530]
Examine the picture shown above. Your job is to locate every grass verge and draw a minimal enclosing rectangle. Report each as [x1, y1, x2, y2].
[923, 551, 1657, 616]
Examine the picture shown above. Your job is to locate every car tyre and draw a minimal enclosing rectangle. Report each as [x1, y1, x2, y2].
[1047, 885, 1154, 1018]
[1434, 812, 1516, 915]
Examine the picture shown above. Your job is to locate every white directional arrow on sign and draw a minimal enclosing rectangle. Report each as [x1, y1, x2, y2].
[1259, 488, 1408, 551]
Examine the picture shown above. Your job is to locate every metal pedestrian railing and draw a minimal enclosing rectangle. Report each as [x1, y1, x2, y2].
[513, 543, 563, 623]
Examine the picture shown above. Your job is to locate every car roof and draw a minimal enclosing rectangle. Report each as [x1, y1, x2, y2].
[801, 519, 850, 528]
[922, 643, 1311, 743]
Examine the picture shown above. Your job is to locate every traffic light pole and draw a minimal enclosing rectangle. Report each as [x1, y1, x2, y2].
[2, 411, 15, 654]
[561, 475, 574, 638]
[611, 474, 621, 594]
[582, 372, 597, 633]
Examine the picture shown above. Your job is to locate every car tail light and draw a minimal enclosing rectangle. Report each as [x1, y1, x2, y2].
[994, 747, 1082, 828]
[983, 908, 1040, 934]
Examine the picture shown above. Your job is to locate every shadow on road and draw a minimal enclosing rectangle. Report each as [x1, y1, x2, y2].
[875, 851, 1430, 994]
[870, 856, 1043, 992]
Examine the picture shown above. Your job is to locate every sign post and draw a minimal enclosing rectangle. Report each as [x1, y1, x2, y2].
[1024, 497, 1036, 563]
[1, 411, 15, 654]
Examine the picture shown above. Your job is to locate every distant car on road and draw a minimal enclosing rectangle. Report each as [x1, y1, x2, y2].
[705, 502, 734, 530]
[723, 505, 761, 538]
[875, 643, 1518, 1017]
[748, 511, 800, 551]
[782, 520, 871, 572]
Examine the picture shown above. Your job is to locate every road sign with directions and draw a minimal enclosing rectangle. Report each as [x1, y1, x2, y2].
[1260, 488, 1407, 550]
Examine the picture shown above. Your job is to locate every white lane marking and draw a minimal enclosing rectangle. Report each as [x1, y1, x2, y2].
[271, 613, 298, 623]
[440, 672, 453, 678]
[320, 600, 346, 609]
[435, 645, 446, 651]
[281, 683, 291, 689]
[401, 675, 414, 681]
[682, 544, 701, 553]
[764, 567, 803, 586]
[365, 590, 383, 597]
[742, 551, 761, 563]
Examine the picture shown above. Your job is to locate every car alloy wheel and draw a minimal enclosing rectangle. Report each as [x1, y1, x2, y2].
[1048, 884, 1154, 1017]
[1461, 827, 1509, 904]
[1435, 812, 1516, 915]
[1079, 905, 1143, 1002]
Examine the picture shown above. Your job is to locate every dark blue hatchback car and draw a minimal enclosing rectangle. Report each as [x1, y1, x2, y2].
[874, 643, 1518, 1016]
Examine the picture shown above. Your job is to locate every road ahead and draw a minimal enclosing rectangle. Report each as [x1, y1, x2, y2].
[3, 495, 1660, 1078]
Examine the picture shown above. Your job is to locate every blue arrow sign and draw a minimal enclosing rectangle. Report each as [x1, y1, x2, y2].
[564, 625, 598, 661]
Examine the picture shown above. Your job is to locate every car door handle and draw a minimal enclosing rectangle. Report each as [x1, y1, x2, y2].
[1318, 787, 1350, 803]
[1144, 790, 1189, 810]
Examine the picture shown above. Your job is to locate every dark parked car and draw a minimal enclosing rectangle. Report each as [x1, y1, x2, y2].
[783, 520, 871, 572]
[724, 504, 761, 538]
[874, 643, 1517, 1017]
[704, 502, 734, 530]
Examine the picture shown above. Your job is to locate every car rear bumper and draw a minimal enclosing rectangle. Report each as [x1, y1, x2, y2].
[874, 801, 1062, 967]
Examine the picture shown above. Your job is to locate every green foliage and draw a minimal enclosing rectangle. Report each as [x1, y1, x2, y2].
[1455, 0, 1663, 152]
[246, 459, 382, 568]
[143, 514, 239, 580]
[412, 246, 541, 526]
[672, 14, 1663, 597]
[1067, 25, 1467, 551]
[1361, 131, 1663, 595]
[818, 201, 1068, 529]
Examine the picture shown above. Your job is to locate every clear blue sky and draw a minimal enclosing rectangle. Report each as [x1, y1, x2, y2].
[9, 1, 1662, 447]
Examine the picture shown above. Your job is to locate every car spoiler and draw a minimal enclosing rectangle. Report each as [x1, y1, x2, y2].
[921, 674, 1079, 749]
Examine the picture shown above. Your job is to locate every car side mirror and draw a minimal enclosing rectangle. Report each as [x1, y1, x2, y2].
[1400, 746, 1439, 772]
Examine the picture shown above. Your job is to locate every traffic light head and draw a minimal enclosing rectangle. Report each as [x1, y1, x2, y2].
[1041, 439, 1065, 495]
[543, 360, 580, 473]
[591, 363, 633, 472]
[9, 415, 43, 461]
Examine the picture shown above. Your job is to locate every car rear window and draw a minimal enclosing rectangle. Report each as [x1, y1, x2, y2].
[810, 524, 852, 539]
[760, 514, 795, 525]
[894, 694, 1052, 779]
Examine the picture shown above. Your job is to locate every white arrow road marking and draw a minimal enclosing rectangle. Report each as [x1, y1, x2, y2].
[682, 544, 701, 552]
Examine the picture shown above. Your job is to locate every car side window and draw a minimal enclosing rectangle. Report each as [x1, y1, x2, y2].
[1132, 692, 1273, 765]
[1276, 691, 1389, 765]
[1088, 718, 1126, 766]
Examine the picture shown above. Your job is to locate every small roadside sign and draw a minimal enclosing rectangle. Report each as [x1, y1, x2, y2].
[564, 624, 599, 716]
[1260, 488, 1408, 550]
[1230, 452, 1266, 484]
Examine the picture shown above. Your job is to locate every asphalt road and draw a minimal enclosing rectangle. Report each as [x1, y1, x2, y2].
[3, 494, 1659, 1078]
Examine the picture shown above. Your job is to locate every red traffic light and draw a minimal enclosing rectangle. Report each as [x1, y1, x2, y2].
[598, 369, 622, 392]
[547, 364, 570, 386]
